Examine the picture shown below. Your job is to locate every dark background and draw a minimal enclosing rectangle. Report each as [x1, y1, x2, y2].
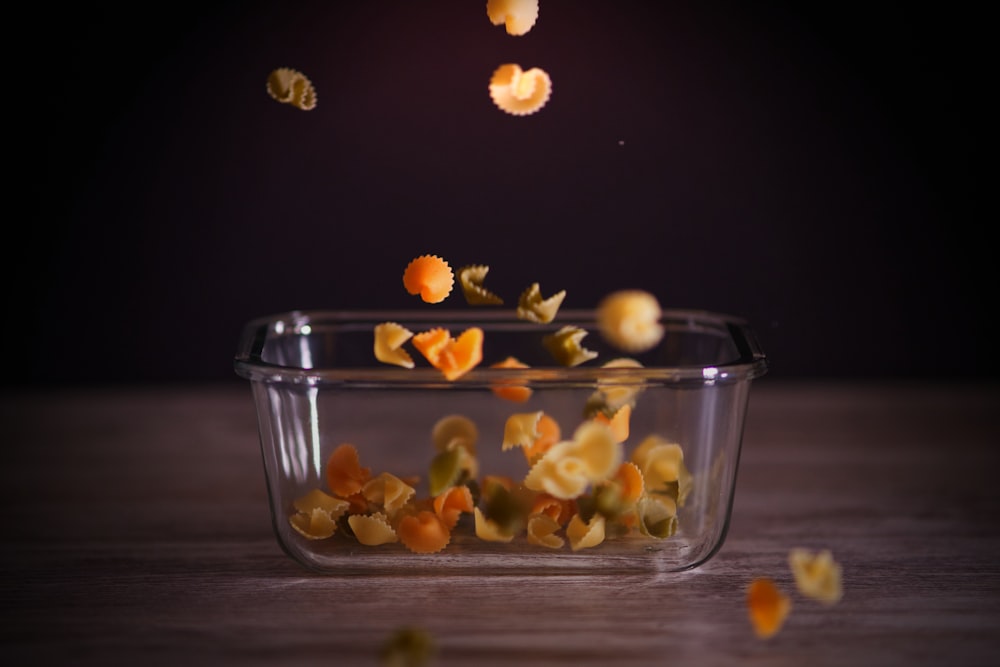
[23, 0, 988, 387]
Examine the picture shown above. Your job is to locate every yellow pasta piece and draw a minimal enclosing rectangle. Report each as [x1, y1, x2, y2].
[266, 67, 317, 110]
[566, 513, 606, 551]
[397, 510, 451, 554]
[489, 356, 532, 403]
[501, 411, 543, 451]
[542, 326, 598, 367]
[362, 472, 416, 516]
[523, 421, 622, 500]
[431, 414, 479, 455]
[788, 548, 844, 605]
[326, 444, 371, 498]
[596, 290, 665, 353]
[374, 322, 415, 368]
[289, 507, 339, 540]
[403, 255, 455, 304]
[592, 403, 631, 443]
[526, 513, 564, 549]
[747, 578, 792, 639]
[473, 507, 516, 543]
[292, 488, 350, 518]
[486, 0, 539, 36]
[348, 513, 399, 546]
[516, 282, 565, 323]
[569, 421, 623, 481]
[594, 358, 647, 413]
[458, 265, 504, 305]
[635, 494, 677, 538]
[631, 435, 691, 504]
[412, 327, 484, 380]
[489, 64, 552, 116]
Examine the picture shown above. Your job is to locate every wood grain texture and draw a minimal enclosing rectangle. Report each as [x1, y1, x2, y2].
[2, 381, 998, 666]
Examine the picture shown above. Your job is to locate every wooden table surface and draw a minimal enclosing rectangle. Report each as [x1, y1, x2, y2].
[3, 380, 998, 666]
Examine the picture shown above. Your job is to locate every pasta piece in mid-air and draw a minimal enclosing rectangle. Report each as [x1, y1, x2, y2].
[542, 326, 597, 367]
[403, 255, 455, 304]
[489, 64, 552, 116]
[374, 322, 415, 368]
[458, 265, 504, 305]
[266, 67, 317, 110]
[486, 0, 539, 36]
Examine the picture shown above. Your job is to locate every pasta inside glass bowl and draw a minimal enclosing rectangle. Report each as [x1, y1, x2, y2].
[234, 308, 767, 574]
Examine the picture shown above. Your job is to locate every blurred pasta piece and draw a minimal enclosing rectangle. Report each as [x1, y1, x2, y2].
[789, 548, 844, 604]
[266, 67, 317, 110]
[746, 578, 792, 639]
[596, 290, 664, 352]
[486, 0, 539, 36]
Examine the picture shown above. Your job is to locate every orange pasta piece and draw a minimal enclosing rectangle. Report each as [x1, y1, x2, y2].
[611, 461, 645, 504]
[403, 255, 454, 304]
[746, 578, 792, 639]
[433, 485, 474, 529]
[413, 327, 484, 380]
[522, 413, 560, 464]
[397, 511, 452, 554]
[325, 444, 371, 498]
[490, 356, 532, 402]
[530, 493, 575, 525]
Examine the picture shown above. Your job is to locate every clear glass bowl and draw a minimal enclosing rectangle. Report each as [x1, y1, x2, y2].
[234, 309, 767, 574]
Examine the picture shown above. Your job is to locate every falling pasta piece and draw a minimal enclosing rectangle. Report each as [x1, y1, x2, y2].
[566, 513, 606, 551]
[543, 326, 597, 367]
[631, 435, 691, 504]
[522, 412, 560, 464]
[412, 327, 485, 380]
[592, 403, 631, 443]
[374, 322, 415, 368]
[266, 67, 317, 110]
[428, 447, 463, 497]
[486, 0, 539, 36]
[593, 358, 647, 414]
[788, 548, 844, 605]
[431, 414, 479, 454]
[501, 411, 543, 451]
[326, 444, 372, 498]
[348, 513, 399, 546]
[747, 578, 792, 639]
[397, 511, 451, 554]
[596, 290, 665, 353]
[403, 255, 455, 304]
[523, 421, 622, 500]
[516, 282, 566, 323]
[526, 513, 564, 549]
[458, 265, 504, 305]
[490, 356, 533, 402]
[489, 64, 552, 116]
